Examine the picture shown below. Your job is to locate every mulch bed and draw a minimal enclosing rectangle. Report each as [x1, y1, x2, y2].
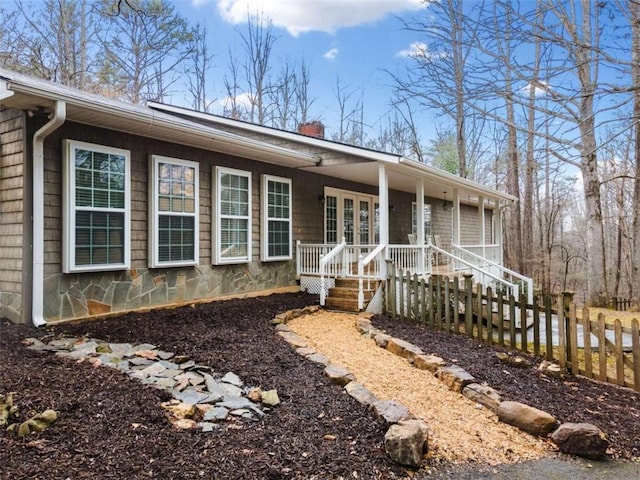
[1, 293, 404, 480]
[3, 295, 639, 480]
[371, 314, 640, 460]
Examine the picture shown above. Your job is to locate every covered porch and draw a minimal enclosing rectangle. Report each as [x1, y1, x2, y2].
[294, 159, 531, 311]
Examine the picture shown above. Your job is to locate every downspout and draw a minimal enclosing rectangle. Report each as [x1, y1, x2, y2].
[32, 101, 66, 326]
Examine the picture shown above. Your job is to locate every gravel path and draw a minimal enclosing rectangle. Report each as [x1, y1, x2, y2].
[288, 311, 551, 466]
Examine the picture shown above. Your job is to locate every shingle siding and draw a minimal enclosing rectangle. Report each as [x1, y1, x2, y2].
[0, 108, 25, 322]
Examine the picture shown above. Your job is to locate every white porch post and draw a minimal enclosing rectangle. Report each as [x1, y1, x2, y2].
[379, 163, 389, 278]
[417, 180, 425, 274]
[478, 195, 485, 258]
[496, 203, 504, 266]
[452, 188, 460, 246]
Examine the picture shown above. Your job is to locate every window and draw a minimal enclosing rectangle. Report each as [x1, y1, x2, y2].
[213, 167, 251, 264]
[412, 202, 432, 242]
[149, 156, 199, 267]
[325, 194, 338, 244]
[63, 140, 130, 273]
[261, 175, 292, 261]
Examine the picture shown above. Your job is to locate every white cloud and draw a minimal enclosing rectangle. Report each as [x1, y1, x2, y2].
[396, 41, 427, 58]
[323, 48, 339, 60]
[215, 92, 254, 112]
[216, 0, 426, 36]
[519, 81, 550, 97]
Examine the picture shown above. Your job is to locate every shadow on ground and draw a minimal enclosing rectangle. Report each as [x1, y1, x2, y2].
[418, 455, 640, 479]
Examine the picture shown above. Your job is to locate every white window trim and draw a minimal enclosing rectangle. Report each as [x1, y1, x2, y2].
[213, 166, 252, 265]
[412, 202, 432, 241]
[149, 155, 199, 268]
[261, 174, 292, 261]
[62, 139, 131, 273]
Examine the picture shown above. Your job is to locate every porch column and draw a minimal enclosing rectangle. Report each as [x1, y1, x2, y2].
[478, 195, 485, 258]
[452, 188, 460, 245]
[417, 180, 425, 273]
[379, 163, 389, 278]
[416, 180, 425, 244]
[496, 203, 504, 265]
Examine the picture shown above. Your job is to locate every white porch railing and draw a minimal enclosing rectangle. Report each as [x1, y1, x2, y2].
[297, 240, 533, 311]
[457, 243, 501, 265]
[452, 243, 533, 305]
[357, 243, 386, 310]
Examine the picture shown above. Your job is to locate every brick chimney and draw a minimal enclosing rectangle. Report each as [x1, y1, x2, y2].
[298, 121, 325, 139]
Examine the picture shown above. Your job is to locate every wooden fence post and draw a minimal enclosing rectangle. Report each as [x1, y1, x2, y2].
[544, 294, 553, 361]
[453, 277, 460, 333]
[532, 296, 540, 356]
[562, 291, 574, 367]
[464, 274, 473, 337]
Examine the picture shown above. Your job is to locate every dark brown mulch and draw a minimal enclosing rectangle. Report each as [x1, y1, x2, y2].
[371, 314, 640, 461]
[0, 293, 405, 480]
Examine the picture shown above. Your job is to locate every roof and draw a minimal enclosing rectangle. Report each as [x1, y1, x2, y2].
[0, 68, 515, 205]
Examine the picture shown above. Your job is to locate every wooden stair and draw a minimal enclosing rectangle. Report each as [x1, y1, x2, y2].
[325, 278, 379, 312]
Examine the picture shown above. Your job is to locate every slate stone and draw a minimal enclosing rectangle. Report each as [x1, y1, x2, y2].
[49, 338, 78, 350]
[374, 333, 391, 348]
[178, 360, 196, 370]
[386, 338, 424, 363]
[152, 377, 177, 390]
[67, 341, 99, 359]
[220, 383, 243, 397]
[221, 372, 243, 387]
[217, 397, 254, 410]
[158, 360, 180, 370]
[25, 339, 49, 351]
[275, 324, 293, 333]
[203, 407, 229, 421]
[139, 362, 166, 377]
[198, 422, 219, 432]
[160, 369, 182, 379]
[414, 354, 446, 372]
[132, 343, 158, 352]
[277, 331, 308, 348]
[128, 357, 154, 366]
[230, 408, 251, 416]
[128, 370, 145, 381]
[172, 389, 211, 405]
[108, 343, 134, 358]
[157, 350, 175, 360]
[295, 346, 317, 356]
[306, 352, 330, 366]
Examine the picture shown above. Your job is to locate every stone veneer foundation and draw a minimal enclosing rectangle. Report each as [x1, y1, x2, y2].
[42, 261, 296, 322]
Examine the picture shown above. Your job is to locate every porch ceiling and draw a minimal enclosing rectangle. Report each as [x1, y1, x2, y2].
[300, 161, 509, 207]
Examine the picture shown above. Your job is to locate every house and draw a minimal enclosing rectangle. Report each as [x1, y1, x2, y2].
[0, 69, 524, 326]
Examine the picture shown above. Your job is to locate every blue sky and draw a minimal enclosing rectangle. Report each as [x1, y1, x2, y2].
[177, 0, 431, 138]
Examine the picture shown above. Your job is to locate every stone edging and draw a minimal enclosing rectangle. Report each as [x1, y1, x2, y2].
[272, 308, 609, 465]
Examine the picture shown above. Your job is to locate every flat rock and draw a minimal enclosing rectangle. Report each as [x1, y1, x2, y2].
[496, 352, 531, 368]
[172, 388, 211, 405]
[275, 324, 293, 332]
[277, 331, 308, 348]
[306, 352, 330, 366]
[128, 357, 154, 366]
[356, 318, 373, 335]
[384, 419, 429, 467]
[156, 350, 175, 360]
[172, 418, 197, 429]
[436, 365, 476, 392]
[132, 343, 158, 352]
[323, 364, 356, 386]
[108, 343, 134, 357]
[295, 346, 317, 356]
[344, 381, 378, 406]
[373, 400, 412, 424]
[48, 338, 78, 350]
[203, 407, 229, 421]
[551, 423, 609, 459]
[414, 354, 445, 372]
[150, 377, 177, 390]
[386, 338, 424, 362]
[462, 383, 502, 412]
[217, 396, 255, 410]
[162, 401, 196, 419]
[221, 372, 243, 387]
[538, 360, 563, 378]
[139, 362, 166, 377]
[497, 401, 558, 437]
[198, 422, 219, 432]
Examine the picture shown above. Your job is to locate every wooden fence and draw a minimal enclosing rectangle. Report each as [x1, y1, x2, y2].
[611, 296, 632, 312]
[385, 266, 640, 393]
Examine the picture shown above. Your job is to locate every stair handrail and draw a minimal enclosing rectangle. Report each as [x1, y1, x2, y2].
[319, 237, 347, 306]
[451, 243, 533, 305]
[430, 244, 520, 298]
[358, 243, 386, 310]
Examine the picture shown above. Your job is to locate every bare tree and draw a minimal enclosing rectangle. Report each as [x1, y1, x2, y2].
[186, 23, 214, 112]
[96, 0, 194, 103]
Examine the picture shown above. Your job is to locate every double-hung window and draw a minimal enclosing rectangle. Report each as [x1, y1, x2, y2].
[213, 167, 251, 264]
[63, 140, 130, 273]
[149, 156, 199, 267]
[261, 175, 292, 261]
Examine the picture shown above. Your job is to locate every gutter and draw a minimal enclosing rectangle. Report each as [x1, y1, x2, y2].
[32, 100, 66, 326]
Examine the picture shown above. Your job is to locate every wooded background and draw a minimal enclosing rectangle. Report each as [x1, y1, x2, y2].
[1, 0, 639, 307]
